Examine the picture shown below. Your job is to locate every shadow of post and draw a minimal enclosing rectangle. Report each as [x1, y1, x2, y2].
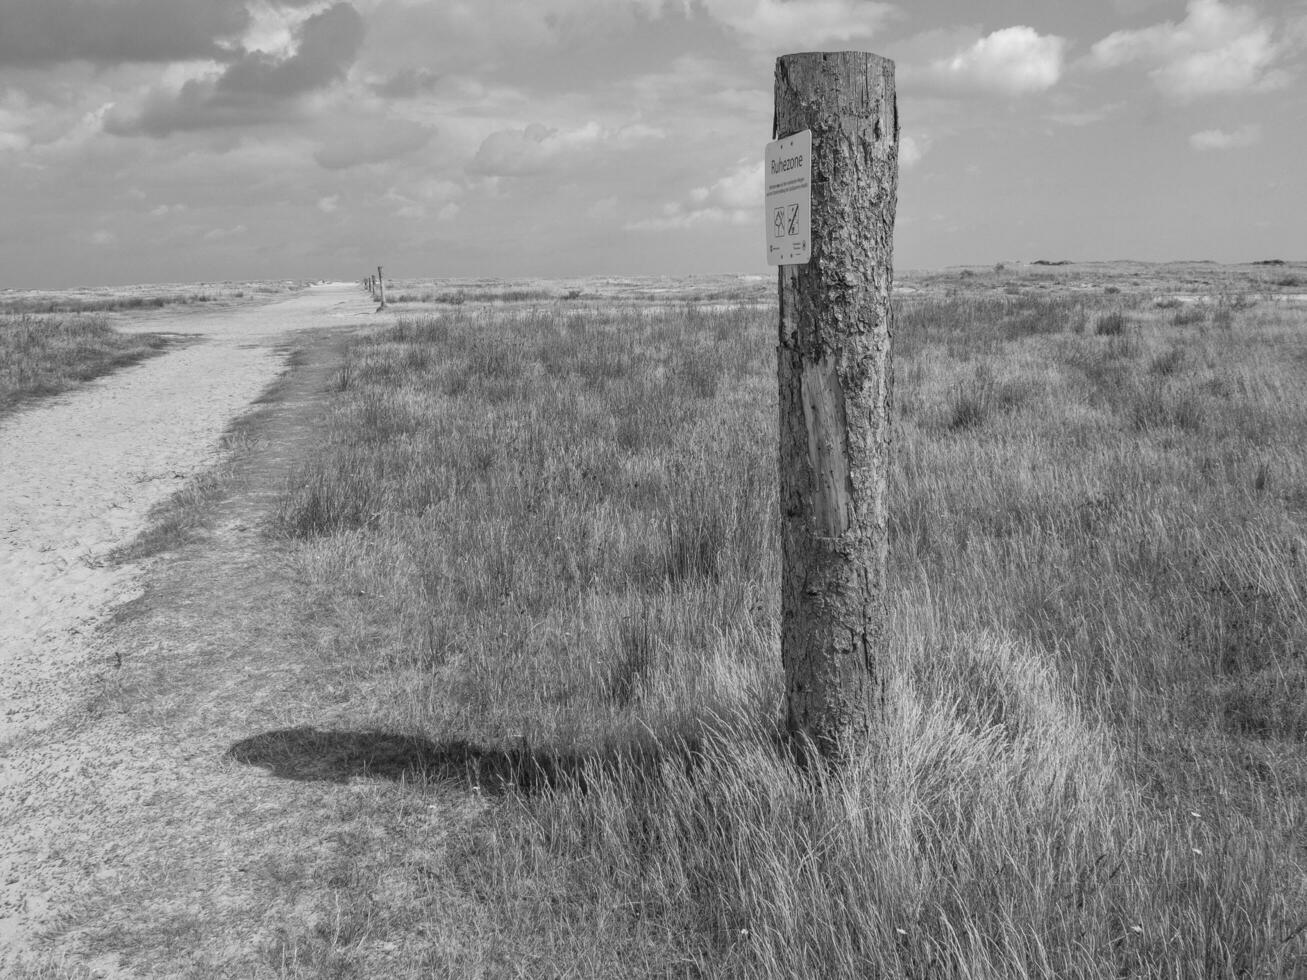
[225, 725, 724, 796]
[225, 727, 595, 794]
[227, 713, 802, 796]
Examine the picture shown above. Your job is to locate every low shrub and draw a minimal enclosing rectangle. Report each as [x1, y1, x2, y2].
[1095, 311, 1129, 336]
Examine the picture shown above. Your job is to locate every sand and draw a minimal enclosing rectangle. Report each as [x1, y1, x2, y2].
[0, 282, 376, 960]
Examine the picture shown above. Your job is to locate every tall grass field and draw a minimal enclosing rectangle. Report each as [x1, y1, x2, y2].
[0, 313, 176, 416]
[264, 279, 1307, 976]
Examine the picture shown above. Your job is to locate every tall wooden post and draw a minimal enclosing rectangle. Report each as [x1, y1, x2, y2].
[775, 51, 897, 764]
[376, 265, 387, 309]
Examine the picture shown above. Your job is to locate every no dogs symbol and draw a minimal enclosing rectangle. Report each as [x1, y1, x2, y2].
[772, 204, 800, 239]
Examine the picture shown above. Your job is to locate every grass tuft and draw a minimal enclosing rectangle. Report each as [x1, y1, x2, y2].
[0, 313, 179, 416]
[1095, 310, 1130, 336]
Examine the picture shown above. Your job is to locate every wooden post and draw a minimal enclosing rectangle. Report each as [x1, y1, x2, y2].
[775, 51, 897, 764]
[376, 265, 387, 309]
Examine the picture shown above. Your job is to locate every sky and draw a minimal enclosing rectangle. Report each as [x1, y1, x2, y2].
[1, 0, 1305, 287]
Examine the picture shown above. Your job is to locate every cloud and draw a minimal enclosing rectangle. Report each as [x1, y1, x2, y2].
[1089, 0, 1291, 99]
[0, 0, 323, 67]
[217, 3, 364, 97]
[468, 121, 662, 178]
[899, 134, 927, 169]
[930, 26, 1067, 95]
[104, 3, 365, 137]
[358, 0, 711, 88]
[202, 224, 248, 241]
[627, 159, 760, 231]
[317, 195, 339, 213]
[1046, 103, 1120, 127]
[1189, 123, 1261, 150]
[0, 0, 244, 66]
[691, 160, 762, 211]
[469, 123, 585, 177]
[626, 204, 753, 232]
[701, 0, 897, 50]
[313, 119, 434, 170]
[104, 77, 302, 135]
[371, 68, 442, 100]
[72, 227, 118, 246]
[0, 131, 30, 152]
[383, 178, 462, 221]
[0, 102, 32, 152]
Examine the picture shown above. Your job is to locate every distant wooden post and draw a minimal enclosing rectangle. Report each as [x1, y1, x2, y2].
[376, 265, 387, 309]
[775, 51, 898, 764]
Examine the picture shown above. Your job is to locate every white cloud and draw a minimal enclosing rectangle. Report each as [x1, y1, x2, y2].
[239, 0, 313, 58]
[702, 0, 897, 50]
[317, 194, 339, 212]
[383, 177, 462, 220]
[625, 203, 753, 232]
[627, 159, 760, 231]
[467, 121, 662, 178]
[202, 224, 247, 241]
[1189, 123, 1261, 150]
[899, 134, 927, 169]
[931, 26, 1067, 95]
[690, 160, 762, 211]
[0, 101, 33, 152]
[1047, 104, 1120, 127]
[1089, 0, 1290, 99]
[468, 122, 580, 177]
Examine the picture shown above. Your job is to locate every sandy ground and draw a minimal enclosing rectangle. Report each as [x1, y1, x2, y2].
[0, 282, 377, 963]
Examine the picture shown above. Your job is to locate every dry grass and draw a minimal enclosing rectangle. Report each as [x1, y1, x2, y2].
[0, 279, 304, 315]
[1, 291, 219, 315]
[0, 314, 180, 417]
[382, 274, 773, 309]
[388, 286, 562, 305]
[245, 285, 1307, 976]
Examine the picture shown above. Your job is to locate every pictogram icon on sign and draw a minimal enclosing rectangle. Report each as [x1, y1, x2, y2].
[764, 130, 811, 265]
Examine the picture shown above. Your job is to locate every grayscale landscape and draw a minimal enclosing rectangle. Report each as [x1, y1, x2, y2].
[3, 0, 1307, 975]
[2, 261, 1306, 976]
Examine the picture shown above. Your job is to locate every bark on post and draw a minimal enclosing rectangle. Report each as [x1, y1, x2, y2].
[376, 266, 387, 309]
[775, 51, 897, 764]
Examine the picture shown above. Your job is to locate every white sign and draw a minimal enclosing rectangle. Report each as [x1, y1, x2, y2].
[765, 129, 811, 266]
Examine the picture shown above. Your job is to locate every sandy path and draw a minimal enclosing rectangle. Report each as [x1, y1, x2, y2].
[0, 282, 378, 958]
